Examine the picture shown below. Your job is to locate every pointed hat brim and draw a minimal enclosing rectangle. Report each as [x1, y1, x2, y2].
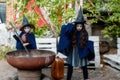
[20, 24, 35, 31]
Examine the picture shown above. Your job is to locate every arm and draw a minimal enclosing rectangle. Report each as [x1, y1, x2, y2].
[57, 23, 73, 55]
[63, 23, 74, 36]
[26, 33, 37, 49]
[14, 33, 23, 50]
[13, 32, 24, 41]
[87, 40, 95, 60]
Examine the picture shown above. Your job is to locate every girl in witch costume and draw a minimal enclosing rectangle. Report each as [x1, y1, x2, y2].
[57, 7, 94, 80]
[13, 15, 37, 50]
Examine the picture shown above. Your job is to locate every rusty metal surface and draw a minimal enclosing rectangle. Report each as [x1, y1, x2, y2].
[6, 50, 55, 70]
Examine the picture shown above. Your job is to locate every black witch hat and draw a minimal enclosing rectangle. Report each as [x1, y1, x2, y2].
[20, 15, 35, 31]
[74, 6, 86, 23]
[22, 15, 29, 26]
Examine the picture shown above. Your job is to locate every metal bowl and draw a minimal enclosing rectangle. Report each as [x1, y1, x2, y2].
[6, 49, 55, 70]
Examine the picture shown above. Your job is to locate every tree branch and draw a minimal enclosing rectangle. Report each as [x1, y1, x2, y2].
[88, 0, 95, 7]
[39, 7, 57, 38]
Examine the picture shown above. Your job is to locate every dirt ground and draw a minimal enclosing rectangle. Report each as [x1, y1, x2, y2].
[106, 47, 117, 54]
[0, 59, 120, 80]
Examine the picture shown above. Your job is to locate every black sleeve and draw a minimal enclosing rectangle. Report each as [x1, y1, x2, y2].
[13, 35, 20, 41]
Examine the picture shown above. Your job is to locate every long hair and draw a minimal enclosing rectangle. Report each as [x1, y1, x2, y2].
[71, 23, 88, 48]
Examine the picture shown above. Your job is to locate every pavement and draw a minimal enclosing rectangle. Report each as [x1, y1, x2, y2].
[0, 59, 120, 80]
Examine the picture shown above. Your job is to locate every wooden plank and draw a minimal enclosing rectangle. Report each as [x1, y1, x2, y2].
[117, 49, 120, 56]
[104, 55, 120, 63]
[38, 48, 57, 53]
[104, 54, 120, 70]
[117, 43, 120, 49]
[104, 59, 120, 70]
[94, 56, 100, 68]
[36, 38, 56, 43]
[89, 36, 99, 41]
[37, 44, 56, 48]
[93, 42, 99, 47]
[117, 38, 120, 43]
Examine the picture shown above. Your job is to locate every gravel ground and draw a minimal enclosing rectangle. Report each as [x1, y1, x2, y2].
[0, 59, 120, 80]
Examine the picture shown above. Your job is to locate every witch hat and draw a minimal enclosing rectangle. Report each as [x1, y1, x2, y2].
[75, 6, 85, 23]
[22, 15, 29, 26]
[20, 15, 35, 31]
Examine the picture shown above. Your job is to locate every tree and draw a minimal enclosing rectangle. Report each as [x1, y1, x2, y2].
[12, 0, 75, 37]
[83, 0, 120, 41]
[10, 0, 120, 40]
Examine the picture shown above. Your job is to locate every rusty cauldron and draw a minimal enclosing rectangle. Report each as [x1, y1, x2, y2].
[6, 49, 55, 70]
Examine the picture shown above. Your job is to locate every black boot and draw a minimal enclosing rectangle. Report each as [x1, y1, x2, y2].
[81, 66, 88, 80]
[66, 64, 73, 80]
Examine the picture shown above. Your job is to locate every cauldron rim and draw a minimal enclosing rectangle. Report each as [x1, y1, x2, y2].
[6, 49, 55, 57]
[6, 49, 56, 70]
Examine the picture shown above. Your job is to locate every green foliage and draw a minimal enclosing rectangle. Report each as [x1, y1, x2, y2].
[36, 0, 75, 36]
[84, 3, 100, 23]
[0, 0, 6, 2]
[10, 0, 120, 40]
[34, 27, 50, 38]
[83, 0, 120, 40]
[102, 25, 120, 40]
[0, 46, 14, 60]
[12, 0, 75, 37]
[46, 1, 75, 35]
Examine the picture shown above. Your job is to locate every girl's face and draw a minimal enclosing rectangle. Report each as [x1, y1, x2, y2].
[76, 24, 83, 31]
[24, 26, 31, 33]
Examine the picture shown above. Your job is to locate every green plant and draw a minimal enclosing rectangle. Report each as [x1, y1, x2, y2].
[11, 0, 75, 37]
[0, 46, 14, 60]
[83, 0, 120, 40]
[9, 0, 120, 40]
[0, 0, 5, 2]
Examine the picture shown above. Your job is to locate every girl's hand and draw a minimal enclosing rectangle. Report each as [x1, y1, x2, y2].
[21, 34, 27, 42]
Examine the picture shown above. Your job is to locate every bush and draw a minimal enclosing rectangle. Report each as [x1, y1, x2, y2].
[0, 46, 14, 60]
